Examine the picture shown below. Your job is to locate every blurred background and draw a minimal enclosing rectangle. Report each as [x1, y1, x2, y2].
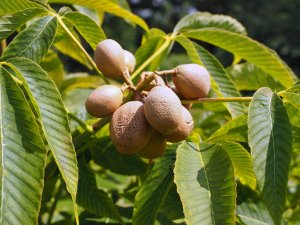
[100, 0, 300, 75]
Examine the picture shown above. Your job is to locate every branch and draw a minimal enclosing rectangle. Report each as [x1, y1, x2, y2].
[181, 97, 253, 104]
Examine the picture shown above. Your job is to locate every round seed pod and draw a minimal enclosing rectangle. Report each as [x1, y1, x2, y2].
[171, 86, 193, 109]
[124, 50, 136, 73]
[165, 106, 194, 143]
[109, 101, 151, 154]
[173, 64, 211, 99]
[144, 86, 182, 134]
[85, 85, 123, 118]
[94, 39, 126, 79]
[139, 129, 166, 159]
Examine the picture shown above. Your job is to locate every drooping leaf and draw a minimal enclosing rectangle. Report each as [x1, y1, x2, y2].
[2, 16, 57, 63]
[0, 0, 44, 13]
[7, 57, 79, 221]
[40, 50, 64, 87]
[174, 142, 236, 225]
[174, 11, 246, 34]
[184, 28, 296, 87]
[133, 148, 176, 225]
[248, 87, 292, 224]
[237, 184, 275, 225]
[221, 141, 256, 190]
[176, 35, 246, 117]
[227, 62, 284, 91]
[77, 157, 123, 223]
[0, 67, 47, 225]
[48, 0, 149, 30]
[207, 114, 248, 143]
[90, 137, 147, 176]
[63, 11, 106, 49]
[0, 7, 47, 41]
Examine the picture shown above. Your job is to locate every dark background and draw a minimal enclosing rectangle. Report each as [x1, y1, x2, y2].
[102, 0, 300, 75]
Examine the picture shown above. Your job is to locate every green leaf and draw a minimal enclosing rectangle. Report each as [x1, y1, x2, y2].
[77, 157, 123, 222]
[281, 92, 300, 127]
[174, 11, 246, 34]
[207, 115, 248, 143]
[176, 35, 246, 117]
[174, 142, 236, 225]
[292, 126, 300, 153]
[0, 67, 47, 225]
[237, 184, 275, 225]
[63, 11, 106, 49]
[160, 183, 184, 221]
[90, 137, 147, 176]
[133, 148, 176, 225]
[0, 7, 48, 41]
[48, 0, 149, 30]
[2, 16, 57, 63]
[60, 73, 105, 95]
[7, 57, 79, 221]
[248, 87, 292, 225]
[184, 28, 296, 87]
[227, 62, 284, 91]
[40, 50, 64, 87]
[284, 81, 300, 93]
[0, 0, 44, 13]
[221, 141, 256, 190]
[134, 35, 167, 78]
[54, 21, 92, 69]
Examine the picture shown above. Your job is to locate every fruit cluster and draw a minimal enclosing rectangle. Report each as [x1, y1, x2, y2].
[85, 39, 211, 159]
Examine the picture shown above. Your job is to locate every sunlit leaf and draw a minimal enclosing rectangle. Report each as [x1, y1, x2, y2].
[0, 7, 47, 41]
[48, 0, 149, 30]
[0, 67, 47, 225]
[221, 141, 256, 189]
[63, 11, 106, 49]
[2, 16, 57, 63]
[133, 148, 176, 225]
[7, 57, 79, 222]
[207, 114, 248, 143]
[227, 62, 284, 91]
[184, 28, 296, 87]
[0, 0, 44, 13]
[174, 142, 236, 225]
[174, 11, 246, 34]
[248, 87, 292, 224]
[40, 50, 64, 87]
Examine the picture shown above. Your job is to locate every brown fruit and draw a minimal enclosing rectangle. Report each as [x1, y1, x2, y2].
[173, 64, 211, 99]
[94, 39, 126, 79]
[137, 73, 165, 91]
[139, 129, 166, 159]
[109, 101, 151, 154]
[165, 106, 194, 143]
[144, 86, 182, 134]
[171, 86, 193, 109]
[124, 50, 136, 73]
[85, 85, 123, 118]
